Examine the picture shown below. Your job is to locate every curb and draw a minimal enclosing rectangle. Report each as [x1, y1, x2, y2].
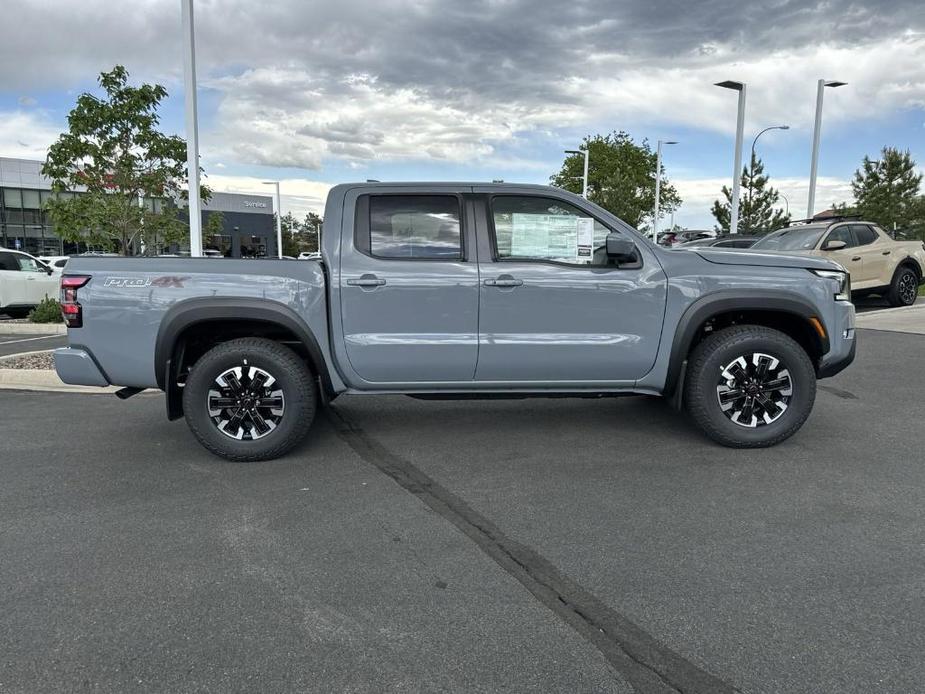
[0, 322, 66, 335]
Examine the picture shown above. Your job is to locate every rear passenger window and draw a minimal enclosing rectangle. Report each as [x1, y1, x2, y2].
[0, 253, 20, 271]
[365, 195, 462, 259]
[851, 225, 878, 246]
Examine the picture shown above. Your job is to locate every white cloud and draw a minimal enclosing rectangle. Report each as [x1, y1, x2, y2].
[0, 111, 60, 159]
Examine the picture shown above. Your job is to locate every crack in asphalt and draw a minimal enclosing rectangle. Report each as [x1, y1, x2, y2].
[327, 407, 739, 694]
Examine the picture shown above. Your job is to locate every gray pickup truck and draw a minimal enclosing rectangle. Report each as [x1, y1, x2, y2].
[55, 182, 856, 461]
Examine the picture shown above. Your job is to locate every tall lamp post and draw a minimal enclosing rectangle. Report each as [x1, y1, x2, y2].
[653, 139, 678, 240]
[807, 79, 846, 218]
[262, 181, 283, 259]
[180, 0, 203, 257]
[779, 192, 789, 216]
[744, 125, 789, 232]
[715, 80, 747, 235]
[564, 148, 589, 198]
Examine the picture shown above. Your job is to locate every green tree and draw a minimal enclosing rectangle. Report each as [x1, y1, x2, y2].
[42, 65, 210, 255]
[550, 131, 681, 230]
[711, 155, 790, 234]
[280, 212, 302, 257]
[302, 212, 323, 253]
[852, 147, 924, 238]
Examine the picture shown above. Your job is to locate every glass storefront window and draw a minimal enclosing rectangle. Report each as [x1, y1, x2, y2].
[3, 188, 22, 208]
[22, 189, 41, 209]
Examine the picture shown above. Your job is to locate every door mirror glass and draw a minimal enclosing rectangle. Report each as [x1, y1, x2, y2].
[822, 239, 847, 251]
[605, 233, 637, 260]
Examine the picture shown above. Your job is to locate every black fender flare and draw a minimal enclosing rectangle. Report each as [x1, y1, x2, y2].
[663, 289, 829, 397]
[155, 296, 335, 398]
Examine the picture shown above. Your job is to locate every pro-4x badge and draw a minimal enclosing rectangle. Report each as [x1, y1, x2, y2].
[103, 276, 189, 288]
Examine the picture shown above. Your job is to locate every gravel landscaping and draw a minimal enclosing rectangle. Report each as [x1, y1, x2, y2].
[0, 351, 55, 370]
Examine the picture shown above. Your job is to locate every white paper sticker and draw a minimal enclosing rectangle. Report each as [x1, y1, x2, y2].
[511, 214, 580, 260]
[576, 218, 594, 261]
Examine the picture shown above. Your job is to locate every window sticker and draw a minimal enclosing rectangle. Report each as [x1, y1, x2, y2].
[511, 214, 580, 261]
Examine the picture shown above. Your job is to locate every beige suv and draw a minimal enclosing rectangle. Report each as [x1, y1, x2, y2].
[752, 220, 925, 306]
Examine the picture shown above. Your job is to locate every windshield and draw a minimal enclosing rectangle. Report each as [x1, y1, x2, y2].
[752, 226, 826, 251]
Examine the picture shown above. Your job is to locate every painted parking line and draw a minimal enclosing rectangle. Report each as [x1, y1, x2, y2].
[0, 335, 62, 346]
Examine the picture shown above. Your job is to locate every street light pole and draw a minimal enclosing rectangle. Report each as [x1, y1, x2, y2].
[653, 139, 677, 240]
[262, 181, 283, 259]
[564, 149, 589, 198]
[779, 192, 789, 216]
[745, 125, 789, 233]
[180, 0, 203, 257]
[807, 79, 846, 218]
[715, 81, 746, 235]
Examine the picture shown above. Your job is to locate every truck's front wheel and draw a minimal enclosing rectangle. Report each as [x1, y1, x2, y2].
[182, 338, 317, 461]
[684, 325, 816, 448]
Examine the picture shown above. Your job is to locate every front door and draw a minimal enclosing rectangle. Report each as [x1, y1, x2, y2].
[13, 253, 58, 303]
[820, 225, 863, 283]
[473, 193, 667, 383]
[339, 191, 479, 383]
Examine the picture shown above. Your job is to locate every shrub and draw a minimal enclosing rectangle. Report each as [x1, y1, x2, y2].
[28, 297, 63, 323]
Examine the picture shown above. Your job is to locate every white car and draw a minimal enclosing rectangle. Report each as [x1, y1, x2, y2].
[38, 255, 70, 274]
[0, 249, 61, 318]
[298, 251, 321, 260]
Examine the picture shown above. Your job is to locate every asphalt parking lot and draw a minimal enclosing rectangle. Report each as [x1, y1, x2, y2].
[0, 334, 66, 358]
[2, 327, 924, 693]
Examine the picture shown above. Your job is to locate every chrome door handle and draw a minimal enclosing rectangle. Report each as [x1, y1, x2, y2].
[484, 276, 523, 287]
[346, 275, 386, 287]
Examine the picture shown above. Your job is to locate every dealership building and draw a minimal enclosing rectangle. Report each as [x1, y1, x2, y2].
[0, 156, 277, 257]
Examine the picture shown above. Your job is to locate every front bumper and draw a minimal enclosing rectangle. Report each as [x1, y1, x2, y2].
[54, 347, 110, 387]
[817, 301, 856, 378]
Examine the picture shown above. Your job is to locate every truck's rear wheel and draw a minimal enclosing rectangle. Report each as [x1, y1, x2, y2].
[684, 325, 816, 448]
[886, 266, 919, 307]
[182, 338, 317, 461]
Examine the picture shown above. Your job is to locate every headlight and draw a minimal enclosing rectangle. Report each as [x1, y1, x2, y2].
[812, 269, 851, 301]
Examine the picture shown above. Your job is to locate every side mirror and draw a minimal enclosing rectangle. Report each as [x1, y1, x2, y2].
[823, 239, 847, 251]
[605, 233, 637, 260]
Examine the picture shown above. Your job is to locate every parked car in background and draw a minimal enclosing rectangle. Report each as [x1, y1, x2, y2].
[751, 218, 925, 306]
[39, 255, 70, 274]
[657, 230, 717, 247]
[678, 235, 759, 249]
[298, 251, 321, 260]
[0, 249, 60, 318]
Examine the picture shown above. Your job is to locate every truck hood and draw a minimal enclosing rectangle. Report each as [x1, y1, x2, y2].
[692, 248, 844, 272]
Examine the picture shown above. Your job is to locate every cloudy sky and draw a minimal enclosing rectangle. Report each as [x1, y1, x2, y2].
[1, 0, 923, 228]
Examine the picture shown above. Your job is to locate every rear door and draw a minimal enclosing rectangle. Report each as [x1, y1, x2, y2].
[850, 224, 890, 285]
[337, 189, 480, 384]
[0, 251, 28, 306]
[472, 192, 667, 383]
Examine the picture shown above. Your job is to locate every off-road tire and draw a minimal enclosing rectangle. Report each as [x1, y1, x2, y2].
[886, 266, 919, 307]
[684, 325, 816, 448]
[182, 337, 317, 461]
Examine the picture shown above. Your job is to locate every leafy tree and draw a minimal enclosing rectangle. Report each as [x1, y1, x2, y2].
[302, 212, 323, 253]
[852, 147, 924, 238]
[202, 211, 226, 253]
[711, 155, 790, 234]
[42, 65, 210, 255]
[280, 212, 302, 257]
[550, 131, 681, 230]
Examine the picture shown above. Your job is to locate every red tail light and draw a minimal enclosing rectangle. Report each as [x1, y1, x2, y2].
[60, 275, 91, 328]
